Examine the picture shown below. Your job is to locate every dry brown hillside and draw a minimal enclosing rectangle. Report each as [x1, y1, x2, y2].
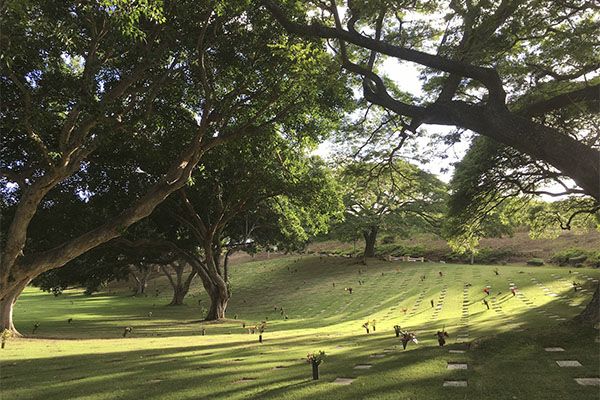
[308, 228, 600, 263]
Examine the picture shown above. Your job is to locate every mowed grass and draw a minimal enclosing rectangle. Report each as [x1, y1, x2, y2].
[2, 256, 600, 400]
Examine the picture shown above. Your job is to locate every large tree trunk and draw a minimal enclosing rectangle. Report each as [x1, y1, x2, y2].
[363, 226, 378, 258]
[169, 286, 187, 306]
[0, 279, 30, 336]
[574, 284, 599, 325]
[161, 264, 196, 306]
[205, 280, 229, 320]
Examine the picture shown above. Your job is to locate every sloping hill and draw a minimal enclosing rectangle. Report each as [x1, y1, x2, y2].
[4, 257, 600, 400]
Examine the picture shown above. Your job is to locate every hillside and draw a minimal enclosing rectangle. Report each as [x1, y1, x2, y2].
[3, 256, 600, 399]
[309, 228, 600, 264]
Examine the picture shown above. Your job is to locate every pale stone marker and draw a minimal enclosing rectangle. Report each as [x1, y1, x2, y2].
[447, 363, 468, 370]
[574, 378, 600, 386]
[556, 360, 582, 367]
[443, 380, 467, 387]
[544, 347, 565, 352]
[333, 377, 354, 385]
[353, 364, 372, 370]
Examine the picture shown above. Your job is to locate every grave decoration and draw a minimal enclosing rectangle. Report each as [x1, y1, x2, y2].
[306, 351, 326, 380]
[1, 329, 13, 349]
[258, 321, 267, 343]
[400, 331, 418, 350]
[123, 326, 133, 337]
[435, 330, 449, 346]
[362, 321, 370, 334]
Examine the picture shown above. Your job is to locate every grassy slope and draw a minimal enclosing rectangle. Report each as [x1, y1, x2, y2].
[2, 257, 599, 400]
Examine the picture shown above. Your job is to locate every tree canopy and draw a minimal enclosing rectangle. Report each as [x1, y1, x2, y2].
[334, 160, 446, 257]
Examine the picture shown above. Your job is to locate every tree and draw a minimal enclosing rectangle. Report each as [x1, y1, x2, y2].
[446, 135, 599, 321]
[263, 0, 599, 199]
[262, 0, 599, 322]
[153, 135, 343, 320]
[335, 160, 446, 257]
[0, 1, 349, 333]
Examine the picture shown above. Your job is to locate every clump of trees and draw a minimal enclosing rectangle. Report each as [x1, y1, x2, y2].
[262, 0, 598, 323]
[1, 0, 350, 334]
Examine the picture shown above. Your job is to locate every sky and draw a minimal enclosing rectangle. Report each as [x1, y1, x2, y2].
[313, 57, 470, 184]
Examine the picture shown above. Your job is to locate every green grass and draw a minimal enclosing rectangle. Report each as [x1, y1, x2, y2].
[2, 256, 600, 399]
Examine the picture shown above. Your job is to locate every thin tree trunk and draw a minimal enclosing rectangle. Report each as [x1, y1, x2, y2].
[130, 266, 151, 295]
[223, 249, 231, 283]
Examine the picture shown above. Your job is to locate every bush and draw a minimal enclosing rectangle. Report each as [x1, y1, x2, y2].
[476, 247, 519, 264]
[527, 258, 545, 266]
[550, 248, 599, 267]
[551, 248, 588, 266]
[381, 235, 396, 244]
[441, 247, 519, 264]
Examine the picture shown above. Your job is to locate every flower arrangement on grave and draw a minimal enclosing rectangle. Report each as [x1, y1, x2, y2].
[1, 329, 13, 349]
[306, 351, 326, 380]
[393, 325, 402, 337]
[257, 321, 267, 343]
[122, 326, 133, 337]
[362, 321, 370, 334]
[371, 319, 376, 331]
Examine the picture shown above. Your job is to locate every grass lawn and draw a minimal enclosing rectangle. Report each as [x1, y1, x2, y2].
[2, 256, 599, 399]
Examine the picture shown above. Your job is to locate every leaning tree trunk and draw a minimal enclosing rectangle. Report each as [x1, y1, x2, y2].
[574, 284, 600, 325]
[0, 279, 30, 336]
[363, 226, 378, 258]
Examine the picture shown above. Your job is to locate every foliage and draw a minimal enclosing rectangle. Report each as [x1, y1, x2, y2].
[306, 350, 326, 365]
[526, 258, 545, 266]
[1, 329, 13, 345]
[551, 248, 600, 268]
[331, 159, 446, 255]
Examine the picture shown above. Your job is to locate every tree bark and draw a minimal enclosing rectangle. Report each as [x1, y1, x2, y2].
[574, 284, 599, 325]
[161, 264, 196, 306]
[205, 281, 229, 320]
[169, 286, 187, 306]
[0, 279, 30, 336]
[130, 265, 152, 295]
[363, 226, 378, 258]
[263, 2, 600, 200]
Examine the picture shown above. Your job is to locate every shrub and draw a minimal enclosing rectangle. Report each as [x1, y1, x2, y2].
[550, 248, 599, 267]
[551, 248, 588, 266]
[381, 235, 396, 244]
[527, 258, 544, 266]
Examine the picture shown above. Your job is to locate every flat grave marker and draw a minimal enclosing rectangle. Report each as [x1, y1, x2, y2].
[443, 380, 467, 387]
[556, 360, 582, 367]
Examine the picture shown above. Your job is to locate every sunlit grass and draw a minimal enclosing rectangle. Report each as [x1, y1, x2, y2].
[2, 256, 599, 399]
